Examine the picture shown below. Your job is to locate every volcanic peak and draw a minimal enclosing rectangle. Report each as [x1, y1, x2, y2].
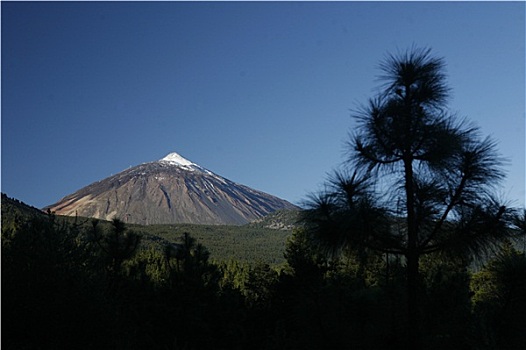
[44, 151, 299, 225]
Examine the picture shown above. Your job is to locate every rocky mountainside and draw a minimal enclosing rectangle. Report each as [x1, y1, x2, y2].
[248, 209, 302, 231]
[44, 152, 298, 225]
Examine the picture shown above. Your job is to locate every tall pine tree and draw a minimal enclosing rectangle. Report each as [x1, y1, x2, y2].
[302, 46, 515, 348]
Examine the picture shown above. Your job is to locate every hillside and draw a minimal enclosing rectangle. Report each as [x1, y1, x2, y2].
[141, 223, 292, 265]
[247, 208, 302, 230]
[1, 193, 46, 223]
[3, 193, 296, 264]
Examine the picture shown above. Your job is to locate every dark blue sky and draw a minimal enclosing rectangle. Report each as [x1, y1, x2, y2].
[2, 1, 524, 208]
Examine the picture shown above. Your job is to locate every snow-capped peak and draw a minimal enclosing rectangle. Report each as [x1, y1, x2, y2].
[158, 151, 227, 182]
[160, 152, 196, 167]
[159, 151, 214, 175]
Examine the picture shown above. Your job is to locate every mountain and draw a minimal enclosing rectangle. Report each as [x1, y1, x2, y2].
[44, 152, 299, 225]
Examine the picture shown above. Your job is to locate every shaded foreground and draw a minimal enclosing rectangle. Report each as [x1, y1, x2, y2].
[2, 207, 525, 349]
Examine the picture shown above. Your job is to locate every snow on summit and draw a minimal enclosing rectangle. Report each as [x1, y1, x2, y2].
[160, 152, 195, 167]
[158, 152, 215, 176]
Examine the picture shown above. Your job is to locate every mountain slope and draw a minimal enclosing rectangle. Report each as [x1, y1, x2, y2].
[44, 152, 298, 225]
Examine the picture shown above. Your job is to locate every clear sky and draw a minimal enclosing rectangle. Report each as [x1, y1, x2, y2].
[2, 1, 525, 210]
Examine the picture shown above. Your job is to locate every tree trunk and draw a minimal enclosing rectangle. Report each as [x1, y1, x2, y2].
[406, 251, 421, 349]
[403, 152, 421, 349]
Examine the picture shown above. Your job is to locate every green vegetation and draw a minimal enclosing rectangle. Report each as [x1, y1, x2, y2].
[1, 194, 295, 265]
[141, 223, 292, 265]
[2, 193, 525, 349]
